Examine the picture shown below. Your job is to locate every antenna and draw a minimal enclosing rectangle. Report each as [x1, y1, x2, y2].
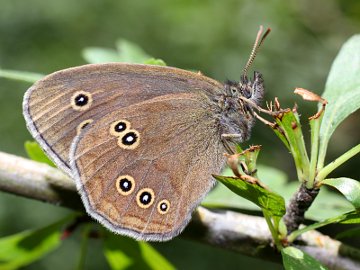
[241, 25, 271, 80]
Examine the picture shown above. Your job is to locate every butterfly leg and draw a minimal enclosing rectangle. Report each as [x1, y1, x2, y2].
[221, 133, 243, 140]
[221, 133, 244, 154]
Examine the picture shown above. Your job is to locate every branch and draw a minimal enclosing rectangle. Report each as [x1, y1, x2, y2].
[0, 151, 83, 210]
[283, 183, 320, 233]
[0, 151, 359, 270]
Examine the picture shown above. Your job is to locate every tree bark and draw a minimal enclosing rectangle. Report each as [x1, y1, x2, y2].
[0, 151, 359, 270]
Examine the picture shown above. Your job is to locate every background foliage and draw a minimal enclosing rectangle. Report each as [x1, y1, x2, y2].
[1, 0, 359, 269]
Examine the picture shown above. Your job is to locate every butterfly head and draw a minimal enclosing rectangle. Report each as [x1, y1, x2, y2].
[219, 71, 264, 143]
[217, 26, 270, 145]
[225, 71, 264, 107]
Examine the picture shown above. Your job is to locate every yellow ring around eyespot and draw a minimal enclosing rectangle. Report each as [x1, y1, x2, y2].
[157, 199, 170, 215]
[109, 119, 131, 137]
[136, 188, 155, 209]
[76, 119, 94, 136]
[117, 129, 140, 150]
[70, 91, 93, 111]
[115, 175, 135, 196]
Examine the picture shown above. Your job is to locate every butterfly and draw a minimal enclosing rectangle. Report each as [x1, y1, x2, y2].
[23, 26, 269, 241]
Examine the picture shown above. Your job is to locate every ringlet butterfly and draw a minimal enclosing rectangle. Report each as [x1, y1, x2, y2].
[23, 26, 270, 241]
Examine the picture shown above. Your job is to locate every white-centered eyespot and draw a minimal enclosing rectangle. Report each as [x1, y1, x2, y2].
[110, 119, 131, 137]
[157, 199, 170, 215]
[76, 119, 93, 135]
[117, 129, 140, 150]
[136, 188, 155, 208]
[71, 91, 93, 111]
[116, 175, 135, 196]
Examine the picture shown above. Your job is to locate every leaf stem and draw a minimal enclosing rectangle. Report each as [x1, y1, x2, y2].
[307, 113, 324, 188]
[263, 210, 282, 251]
[287, 210, 359, 242]
[316, 144, 360, 183]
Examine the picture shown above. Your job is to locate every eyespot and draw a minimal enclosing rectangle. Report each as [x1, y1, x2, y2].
[76, 119, 93, 135]
[71, 91, 93, 111]
[110, 120, 131, 136]
[136, 188, 155, 208]
[117, 129, 140, 150]
[122, 132, 138, 145]
[157, 199, 170, 214]
[116, 175, 135, 195]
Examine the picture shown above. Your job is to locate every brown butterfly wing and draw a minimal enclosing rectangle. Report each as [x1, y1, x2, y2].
[71, 92, 225, 241]
[23, 63, 222, 176]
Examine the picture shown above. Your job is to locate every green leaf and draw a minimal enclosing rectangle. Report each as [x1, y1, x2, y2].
[116, 39, 152, 63]
[202, 181, 259, 210]
[274, 110, 309, 182]
[281, 246, 328, 270]
[82, 40, 165, 66]
[272, 127, 291, 151]
[0, 215, 75, 270]
[288, 210, 360, 242]
[203, 164, 288, 211]
[82, 47, 120, 64]
[339, 211, 360, 224]
[318, 35, 360, 168]
[0, 69, 43, 83]
[24, 141, 55, 167]
[242, 146, 261, 176]
[322, 178, 360, 208]
[143, 58, 167, 66]
[213, 175, 286, 218]
[206, 166, 354, 221]
[103, 232, 175, 270]
[138, 242, 174, 270]
[336, 226, 360, 239]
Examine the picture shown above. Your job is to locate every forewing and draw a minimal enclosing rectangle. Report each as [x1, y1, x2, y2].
[71, 93, 225, 241]
[23, 63, 222, 175]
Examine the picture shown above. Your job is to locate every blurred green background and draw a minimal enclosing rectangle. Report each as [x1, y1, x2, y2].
[0, 0, 359, 269]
